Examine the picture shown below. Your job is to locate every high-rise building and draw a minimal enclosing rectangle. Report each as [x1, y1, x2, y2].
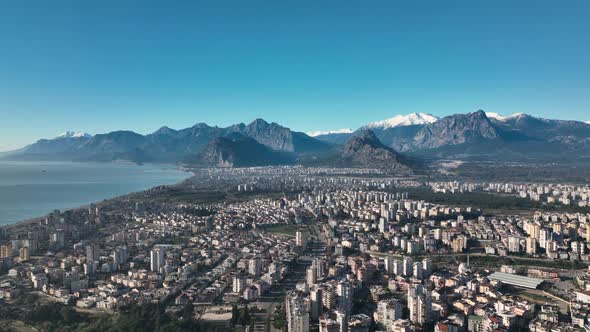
[572, 241, 585, 255]
[310, 286, 322, 321]
[451, 236, 466, 253]
[402, 257, 413, 277]
[307, 266, 318, 286]
[313, 258, 326, 279]
[422, 258, 433, 277]
[50, 230, 65, 248]
[112, 246, 128, 270]
[413, 262, 423, 280]
[296, 231, 307, 247]
[84, 261, 97, 276]
[286, 291, 310, 332]
[335, 310, 348, 332]
[19, 247, 30, 262]
[86, 243, 99, 263]
[0, 244, 12, 258]
[376, 299, 403, 330]
[249, 257, 261, 277]
[393, 259, 402, 276]
[322, 285, 336, 310]
[408, 284, 431, 326]
[423, 236, 437, 252]
[380, 204, 390, 221]
[150, 248, 165, 273]
[539, 228, 553, 249]
[508, 236, 520, 253]
[384, 256, 394, 275]
[379, 218, 387, 233]
[336, 281, 352, 313]
[529, 223, 541, 239]
[232, 274, 247, 293]
[526, 237, 537, 255]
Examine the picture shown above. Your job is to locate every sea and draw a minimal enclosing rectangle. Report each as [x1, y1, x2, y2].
[0, 161, 191, 226]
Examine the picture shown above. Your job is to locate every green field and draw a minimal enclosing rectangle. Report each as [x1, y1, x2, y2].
[264, 224, 305, 237]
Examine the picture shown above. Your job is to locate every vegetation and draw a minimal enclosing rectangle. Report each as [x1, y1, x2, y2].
[0, 298, 201, 332]
[82, 303, 200, 332]
[452, 162, 590, 184]
[230, 304, 252, 327]
[517, 291, 554, 304]
[399, 187, 590, 214]
[264, 224, 305, 237]
[273, 307, 286, 329]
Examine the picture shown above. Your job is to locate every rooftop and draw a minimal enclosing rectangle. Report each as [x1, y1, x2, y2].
[488, 272, 544, 289]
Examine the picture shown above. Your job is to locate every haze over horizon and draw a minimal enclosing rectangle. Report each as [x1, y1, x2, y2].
[1, 1, 589, 151]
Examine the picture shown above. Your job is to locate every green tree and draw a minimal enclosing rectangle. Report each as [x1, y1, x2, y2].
[231, 304, 239, 325]
[238, 305, 251, 325]
[182, 302, 194, 321]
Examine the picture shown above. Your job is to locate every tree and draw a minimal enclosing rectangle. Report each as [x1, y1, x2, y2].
[238, 305, 251, 325]
[182, 302, 194, 321]
[231, 304, 239, 325]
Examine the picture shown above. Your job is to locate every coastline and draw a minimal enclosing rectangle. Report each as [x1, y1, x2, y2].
[0, 161, 193, 229]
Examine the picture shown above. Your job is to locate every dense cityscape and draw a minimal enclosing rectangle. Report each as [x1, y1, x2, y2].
[1, 166, 590, 331]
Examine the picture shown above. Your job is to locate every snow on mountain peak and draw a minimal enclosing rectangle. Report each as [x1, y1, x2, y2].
[307, 128, 353, 137]
[485, 112, 528, 122]
[55, 131, 92, 139]
[366, 113, 439, 129]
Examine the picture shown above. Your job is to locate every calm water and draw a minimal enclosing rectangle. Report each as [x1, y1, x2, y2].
[0, 161, 191, 225]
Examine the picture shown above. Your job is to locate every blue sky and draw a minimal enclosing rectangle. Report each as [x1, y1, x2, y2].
[1, 1, 589, 151]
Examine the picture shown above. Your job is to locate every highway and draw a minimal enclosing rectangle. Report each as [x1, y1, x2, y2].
[253, 224, 327, 332]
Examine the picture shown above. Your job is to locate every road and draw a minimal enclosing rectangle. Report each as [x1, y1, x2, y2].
[253, 224, 327, 332]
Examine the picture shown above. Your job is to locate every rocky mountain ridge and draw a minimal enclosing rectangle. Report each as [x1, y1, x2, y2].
[4, 110, 590, 166]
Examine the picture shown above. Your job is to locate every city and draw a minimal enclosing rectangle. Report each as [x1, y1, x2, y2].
[1, 166, 590, 331]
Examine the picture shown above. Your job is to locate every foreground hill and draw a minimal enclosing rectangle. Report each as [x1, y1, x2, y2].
[302, 129, 414, 174]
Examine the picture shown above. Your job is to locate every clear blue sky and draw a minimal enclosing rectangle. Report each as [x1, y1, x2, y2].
[1, 1, 589, 151]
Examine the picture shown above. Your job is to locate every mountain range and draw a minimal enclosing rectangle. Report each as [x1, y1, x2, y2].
[3, 119, 331, 164]
[313, 111, 590, 162]
[3, 111, 590, 168]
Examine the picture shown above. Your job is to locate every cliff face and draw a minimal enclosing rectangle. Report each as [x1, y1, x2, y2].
[338, 130, 413, 173]
[194, 133, 294, 167]
[413, 110, 499, 150]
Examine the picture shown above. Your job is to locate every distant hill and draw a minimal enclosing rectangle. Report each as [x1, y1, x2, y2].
[313, 110, 590, 162]
[3, 119, 331, 165]
[5, 110, 590, 166]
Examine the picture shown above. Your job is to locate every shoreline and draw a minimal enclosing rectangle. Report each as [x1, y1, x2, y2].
[0, 161, 194, 229]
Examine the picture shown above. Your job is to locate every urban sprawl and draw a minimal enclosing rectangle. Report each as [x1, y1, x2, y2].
[1, 166, 590, 332]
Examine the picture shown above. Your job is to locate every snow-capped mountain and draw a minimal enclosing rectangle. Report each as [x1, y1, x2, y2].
[365, 113, 439, 129]
[4, 111, 590, 165]
[484, 112, 528, 122]
[307, 128, 353, 137]
[586, 120, 590, 124]
[55, 131, 92, 139]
